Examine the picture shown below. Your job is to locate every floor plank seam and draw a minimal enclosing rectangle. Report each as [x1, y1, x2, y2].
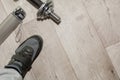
[103, 0, 113, 28]
[81, 0, 120, 78]
[106, 41, 120, 50]
[102, 0, 120, 48]
[52, 28, 79, 80]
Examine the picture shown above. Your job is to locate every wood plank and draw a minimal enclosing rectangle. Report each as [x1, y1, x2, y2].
[81, 0, 120, 47]
[54, 0, 120, 79]
[0, 0, 7, 23]
[103, 0, 120, 45]
[19, 20, 78, 80]
[103, 0, 120, 78]
[82, 0, 120, 78]
[0, 33, 19, 67]
[1, 0, 37, 23]
[106, 42, 120, 78]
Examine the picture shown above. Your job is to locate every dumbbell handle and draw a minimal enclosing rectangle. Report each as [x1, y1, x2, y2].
[27, 0, 61, 24]
[27, 0, 43, 9]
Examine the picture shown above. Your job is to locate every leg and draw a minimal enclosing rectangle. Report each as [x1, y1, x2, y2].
[0, 68, 22, 80]
[4, 35, 43, 79]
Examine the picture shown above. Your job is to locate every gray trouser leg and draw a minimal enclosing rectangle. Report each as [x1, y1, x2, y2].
[0, 68, 23, 80]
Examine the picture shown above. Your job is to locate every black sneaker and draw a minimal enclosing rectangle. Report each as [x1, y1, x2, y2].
[5, 35, 43, 78]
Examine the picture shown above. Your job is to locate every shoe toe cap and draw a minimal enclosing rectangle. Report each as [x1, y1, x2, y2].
[16, 35, 43, 61]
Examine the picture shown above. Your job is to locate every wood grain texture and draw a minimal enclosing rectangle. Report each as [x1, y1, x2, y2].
[81, 0, 120, 47]
[0, 0, 7, 23]
[82, 0, 120, 78]
[82, 0, 120, 47]
[54, 0, 120, 79]
[105, 0, 120, 78]
[107, 42, 120, 78]
[0, 0, 120, 80]
[103, 0, 120, 45]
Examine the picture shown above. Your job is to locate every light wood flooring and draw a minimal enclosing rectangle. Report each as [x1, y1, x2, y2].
[1, 0, 120, 80]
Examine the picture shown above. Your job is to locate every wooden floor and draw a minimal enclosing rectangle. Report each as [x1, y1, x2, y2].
[1, 0, 120, 80]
